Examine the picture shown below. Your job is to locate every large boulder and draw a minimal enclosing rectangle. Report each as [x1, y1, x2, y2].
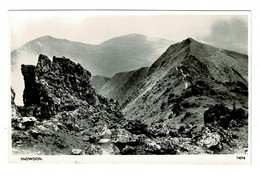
[19, 54, 123, 122]
[20, 55, 94, 118]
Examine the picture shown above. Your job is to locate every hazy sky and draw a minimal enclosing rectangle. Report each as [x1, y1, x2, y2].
[9, 11, 249, 54]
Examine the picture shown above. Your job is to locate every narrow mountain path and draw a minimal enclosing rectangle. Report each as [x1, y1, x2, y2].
[176, 66, 188, 89]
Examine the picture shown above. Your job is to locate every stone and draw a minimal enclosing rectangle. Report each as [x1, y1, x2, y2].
[111, 129, 137, 143]
[144, 139, 161, 151]
[82, 136, 90, 141]
[198, 132, 221, 149]
[71, 149, 83, 155]
[21, 116, 37, 123]
[98, 138, 111, 144]
[100, 125, 112, 139]
[85, 144, 103, 155]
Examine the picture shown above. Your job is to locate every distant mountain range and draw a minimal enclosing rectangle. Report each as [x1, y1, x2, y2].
[11, 34, 173, 105]
[11, 34, 173, 76]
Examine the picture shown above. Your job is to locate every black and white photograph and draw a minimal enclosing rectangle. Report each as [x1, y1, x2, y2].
[8, 10, 250, 163]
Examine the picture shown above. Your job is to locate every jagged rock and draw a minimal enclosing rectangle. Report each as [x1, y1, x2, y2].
[20, 54, 94, 118]
[18, 54, 123, 123]
[12, 54, 125, 155]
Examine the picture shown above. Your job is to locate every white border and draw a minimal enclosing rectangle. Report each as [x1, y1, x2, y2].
[1, 0, 260, 176]
[7, 10, 251, 165]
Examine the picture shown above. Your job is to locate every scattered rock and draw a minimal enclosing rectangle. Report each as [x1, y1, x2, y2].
[71, 149, 83, 155]
[98, 139, 111, 144]
[197, 131, 222, 151]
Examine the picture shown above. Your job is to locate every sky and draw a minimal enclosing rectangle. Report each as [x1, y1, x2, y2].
[9, 11, 249, 54]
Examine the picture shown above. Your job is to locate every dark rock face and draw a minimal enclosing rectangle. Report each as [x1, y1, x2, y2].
[204, 104, 247, 129]
[21, 65, 40, 106]
[20, 54, 117, 119]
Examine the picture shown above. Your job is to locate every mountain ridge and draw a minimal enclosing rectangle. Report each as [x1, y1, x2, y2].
[96, 37, 248, 127]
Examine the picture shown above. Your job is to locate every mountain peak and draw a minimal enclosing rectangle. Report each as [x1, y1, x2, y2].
[182, 37, 198, 45]
[37, 35, 56, 40]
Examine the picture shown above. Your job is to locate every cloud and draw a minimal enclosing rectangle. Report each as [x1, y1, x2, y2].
[202, 17, 248, 54]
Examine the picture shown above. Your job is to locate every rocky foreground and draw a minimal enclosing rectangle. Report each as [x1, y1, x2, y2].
[11, 54, 248, 155]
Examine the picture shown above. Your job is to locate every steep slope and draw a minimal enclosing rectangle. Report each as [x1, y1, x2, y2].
[97, 67, 149, 105]
[11, 34, 173, 105]
[99, 38, 248, 125]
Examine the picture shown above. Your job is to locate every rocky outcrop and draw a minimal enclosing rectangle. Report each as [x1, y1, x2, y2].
[204, 104, 247, 129]
[12, 54, 125, 155]
[19, 54, 122, 121]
